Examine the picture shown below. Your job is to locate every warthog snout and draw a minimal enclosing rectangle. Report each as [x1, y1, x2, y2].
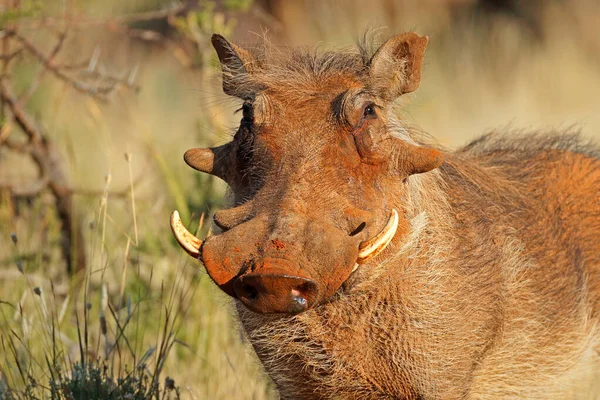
[170, 210, 400, 314]
[196, 213, 359, 314]
[233, 262, 319, 314]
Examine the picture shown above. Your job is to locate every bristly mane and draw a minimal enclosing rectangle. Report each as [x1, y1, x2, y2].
[459, 129, 600, 160]
[224, 34, 385, 97]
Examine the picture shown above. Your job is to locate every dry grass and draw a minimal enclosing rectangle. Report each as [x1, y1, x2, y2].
[0, 0, 599, 399]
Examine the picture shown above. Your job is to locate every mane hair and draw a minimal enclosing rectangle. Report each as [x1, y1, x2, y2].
[223, 34, 387, 98]
[236, 123, 600, 399]
[459, 128, 600, 159]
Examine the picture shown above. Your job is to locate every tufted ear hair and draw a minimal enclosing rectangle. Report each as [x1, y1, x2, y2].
[369, 32, 429, 101]
[211, 34, 259, 98]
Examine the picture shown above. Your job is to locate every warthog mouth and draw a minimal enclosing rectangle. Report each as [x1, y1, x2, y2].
[170, 209, 399, 312]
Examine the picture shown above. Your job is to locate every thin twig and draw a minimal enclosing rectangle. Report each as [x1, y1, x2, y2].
[1, 76, 85, 275]
[0, 48, 23, 61]
[52, 60, 88, 71]
[22, 4, 187, 28]
[0, 77, 43, 143]
[9, 31, 139, 99]
[13, 4, 185, 48]
[2, 137, 30, 153]
[0, 10, 144, 277]
[0, 122, 12, 145]
[18, 30, 68, 105]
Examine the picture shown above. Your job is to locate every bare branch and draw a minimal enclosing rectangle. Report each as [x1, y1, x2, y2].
[21, 4, 187, 28]
[0, 123, 12, 146]
[0, 77, 43, 143]
[2, 138, 30, 153]
[11, 4, 185, 49]
[18, 31, 67, 105]
[48, 30, 67, 60]
[8, 31, 140, 100]
[52, 61, 88, 71]
[0, 48, 23, 61]
[0, 8, 149, 276]
[0, 76, 85, 275]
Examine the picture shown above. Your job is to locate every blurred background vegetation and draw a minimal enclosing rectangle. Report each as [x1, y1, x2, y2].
[0, 0, 598, 398]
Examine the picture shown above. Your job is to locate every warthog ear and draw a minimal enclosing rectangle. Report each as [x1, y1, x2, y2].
[369, 32, 429, 100]
[211, 34, 259, 98]
[390, 137, 444, 176]
[184, 142, 246, 192]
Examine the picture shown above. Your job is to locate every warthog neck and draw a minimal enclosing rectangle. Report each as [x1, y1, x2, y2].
[236, 145, 600, 399]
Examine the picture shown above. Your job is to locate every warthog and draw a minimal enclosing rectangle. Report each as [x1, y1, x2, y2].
[171, 32, 600, 399]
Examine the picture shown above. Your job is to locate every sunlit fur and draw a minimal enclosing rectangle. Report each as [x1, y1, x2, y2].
[236, 127, 600, 399]
[212, 36, 600, 399]
[220, 34, 376, 101]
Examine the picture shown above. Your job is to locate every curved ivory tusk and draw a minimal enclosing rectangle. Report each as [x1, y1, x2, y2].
[357, 209, 398, 264]
[170, 210, 202, 258]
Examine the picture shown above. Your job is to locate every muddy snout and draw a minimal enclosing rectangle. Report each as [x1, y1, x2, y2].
[171, 209, 401, 314]
[202, 233, 327, 314]
[196, 215, 362, 314]
[233, 263, 319, 314]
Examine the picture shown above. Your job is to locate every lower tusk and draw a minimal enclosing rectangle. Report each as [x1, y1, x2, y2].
[356, 209, 398, 264]
[170, 210, 202, 258]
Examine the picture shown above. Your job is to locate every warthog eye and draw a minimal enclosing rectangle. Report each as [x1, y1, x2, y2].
[362, 103, 377, 119]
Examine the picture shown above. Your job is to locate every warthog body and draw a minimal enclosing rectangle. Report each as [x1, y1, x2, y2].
[172, 33, 600, 399]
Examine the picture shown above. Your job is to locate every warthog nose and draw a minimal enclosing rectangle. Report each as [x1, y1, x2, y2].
[233, 272, 318, 314]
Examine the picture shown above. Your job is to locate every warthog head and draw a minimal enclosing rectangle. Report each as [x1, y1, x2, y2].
[171, 32, 443, 314]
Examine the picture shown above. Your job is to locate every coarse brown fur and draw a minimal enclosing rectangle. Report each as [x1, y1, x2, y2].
[238, 130, 600, 399]
[180, 33, 600, 399]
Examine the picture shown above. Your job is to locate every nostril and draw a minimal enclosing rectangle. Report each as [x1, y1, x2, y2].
[349, 221, 366, 237]
[234, 272, 318, 314]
